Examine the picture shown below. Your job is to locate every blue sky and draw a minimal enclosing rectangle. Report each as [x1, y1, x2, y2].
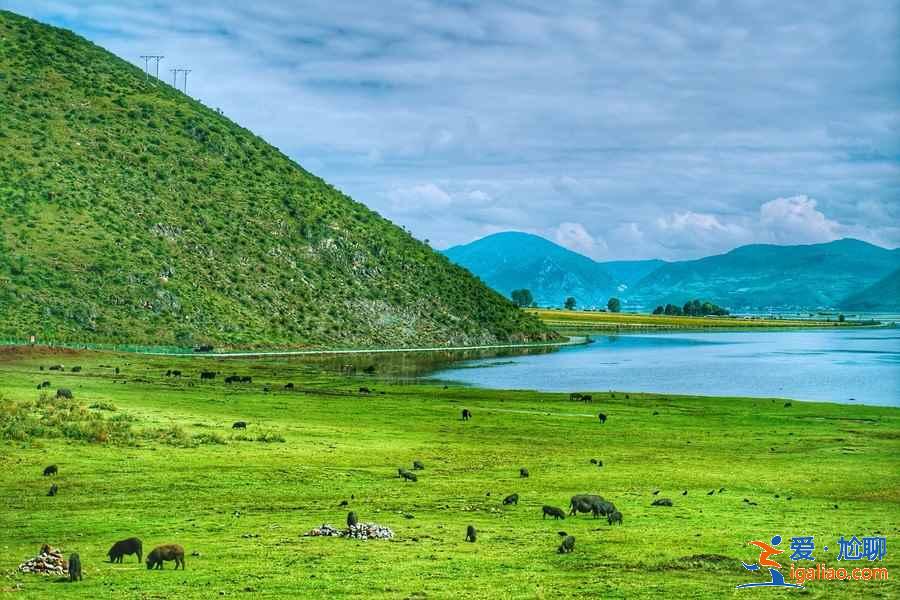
[4, 0, 899, 260]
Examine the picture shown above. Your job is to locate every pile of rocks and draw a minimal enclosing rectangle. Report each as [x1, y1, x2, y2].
[18, 544, 67, 576]
[304, 523, 394, 540]
[344, 522, 394, 540]
[304, 524, 342, 537]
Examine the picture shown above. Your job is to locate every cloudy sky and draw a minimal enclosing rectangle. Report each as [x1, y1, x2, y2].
[5, 1, 899, 260]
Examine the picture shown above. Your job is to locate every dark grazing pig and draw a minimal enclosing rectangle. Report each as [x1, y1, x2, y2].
[56, 388, 73, 399]
[108, 537, 143, 563]
[47, 483, 58, 496]
[43, 464, 58, 476]
[558, 535, 576, 553]
[607, 510, 623, 525]
[232, 421, 248, 429]
[146, 544, 185, 570]
[519, 468, 529, 478]
[68, 553, 82, 581]
[652, 498, 673, 507]
[502, 493, 519, 506]
[542, 505, 566, 520]
[347, 511, 358, 528]
[569, 494, 604, 516]
[398, 468, 417, 482]
[461, 409, 471, 421]
[412, 460, 425, 470]
[465, 525, 476, 542]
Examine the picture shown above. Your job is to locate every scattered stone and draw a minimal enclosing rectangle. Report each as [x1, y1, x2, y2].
[304, 522, 394, 540]
[18, 544, 68, 576]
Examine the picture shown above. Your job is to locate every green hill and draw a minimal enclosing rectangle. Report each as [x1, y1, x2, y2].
[841, 267, 900, 311]
[0, 11, 551, 349]
[629, 238, 900, 310]
[443, 231, 618, 308]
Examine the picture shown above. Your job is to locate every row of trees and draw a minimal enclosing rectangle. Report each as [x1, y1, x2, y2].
[511, 289, 622, 313]
[652, 299, 729, 317]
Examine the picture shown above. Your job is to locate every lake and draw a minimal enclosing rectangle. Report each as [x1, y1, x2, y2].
[431, 328, 900, 406]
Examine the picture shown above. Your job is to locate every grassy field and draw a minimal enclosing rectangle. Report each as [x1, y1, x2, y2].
[1, 347, 898, 598]
[527, 308, 878, 330]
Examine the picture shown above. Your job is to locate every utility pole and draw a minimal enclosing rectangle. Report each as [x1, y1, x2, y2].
[170, 68, 178, 87]
[141, 55, 164, 80]
[182, 69, 191, 94]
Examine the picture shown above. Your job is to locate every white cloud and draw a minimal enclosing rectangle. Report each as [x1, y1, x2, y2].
[551, 222, 607, 257]
[758, 195, 840, 244]
[386, 183, 451, 215]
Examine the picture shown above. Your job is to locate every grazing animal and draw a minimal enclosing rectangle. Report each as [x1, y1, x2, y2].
[682, 490, 688, 496]
[71, 366, 82, 373]
[465, 525, 477, 542]
[200, 371, 216, 380]
[558, 535, 576, 554]
[569, 494, 604, 516]
[625, 394, 630, 399]
[359, 387, 371, 394]
[652, 498, 673, 507]
[194, 344, 213, 353]
[225, 375, 239, 384]
[707, 490, 715, 495]
[68, 553, 82, 581]
[347, 511, 358, 528]
[652, 489, 660, 495]
[56, 388, 73, 399]
[784, 402, 792, 408]
[461, 409, 472, 421]
[43, 465, 58, 476]
[284, 383, 294, 390]
[40, 380, 51, 389]
[49, 365, 63, 371]
[519, 468, 529, 478]
[146, 544, 185, 570]
[542, 505, 566, 520]
[412, 460, 425, 470]
[589, 458, 597, 465]
[115, 367, 120, 375]
[363, 365, 376, 374]
[595, 460, 603, 467]
[569, 393, 583, 402]
[597, 413, 607, 424]
[719, 487, 726, 493]
[232, 421, 248, 429]
[339, 500, 348, 507]
[240, 376, 252, 383]
[607, 510, 623, 525]
[502, 493, 519, 506]
[399, 469, 418, 482]
[47, 484, 58, 496]
[108, 537, 143, 563]
[652, 411, 659, 416]
[582, 394, 592, 403]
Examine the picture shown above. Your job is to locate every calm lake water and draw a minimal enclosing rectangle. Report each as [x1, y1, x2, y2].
[431, 328, 900, 407]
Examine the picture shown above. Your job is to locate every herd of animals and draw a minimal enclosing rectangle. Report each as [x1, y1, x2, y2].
[27, 361, 700, 582]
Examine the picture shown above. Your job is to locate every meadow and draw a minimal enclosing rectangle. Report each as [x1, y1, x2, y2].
[526, 308, 877, 331]
[1, 346, 898, 598]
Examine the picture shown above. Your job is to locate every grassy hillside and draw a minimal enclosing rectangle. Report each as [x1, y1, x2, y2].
[443, 232, 616, 308]
[842, 267, 900, 311]
[1, 348, 898, 598]
[0, 11, 551, 349]
[630, 239, 900, 311]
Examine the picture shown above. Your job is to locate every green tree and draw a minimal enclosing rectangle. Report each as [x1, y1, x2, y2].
[652, 305, 664, 315]
[564, 297, 577, 310]
[510, 289, 534, 308]
[838, 313, 845, 322]
[607, 297, 622, 313]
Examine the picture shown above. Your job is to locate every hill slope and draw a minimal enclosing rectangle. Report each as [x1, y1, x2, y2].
[630, 238, 900, 310]
[0, 11, 551, 348]
[443, 232, 617, 308]
[841, 267, 900, 311]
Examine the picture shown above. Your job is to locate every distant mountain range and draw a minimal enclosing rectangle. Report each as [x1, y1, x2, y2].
[443, 232, 900, 312]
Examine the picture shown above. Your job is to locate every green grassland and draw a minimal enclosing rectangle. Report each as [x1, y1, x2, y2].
[527, 308, 878, 331]
[1, 347, 898, 598]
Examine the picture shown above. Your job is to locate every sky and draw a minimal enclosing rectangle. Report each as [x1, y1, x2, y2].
[4, 0, 899, 260]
